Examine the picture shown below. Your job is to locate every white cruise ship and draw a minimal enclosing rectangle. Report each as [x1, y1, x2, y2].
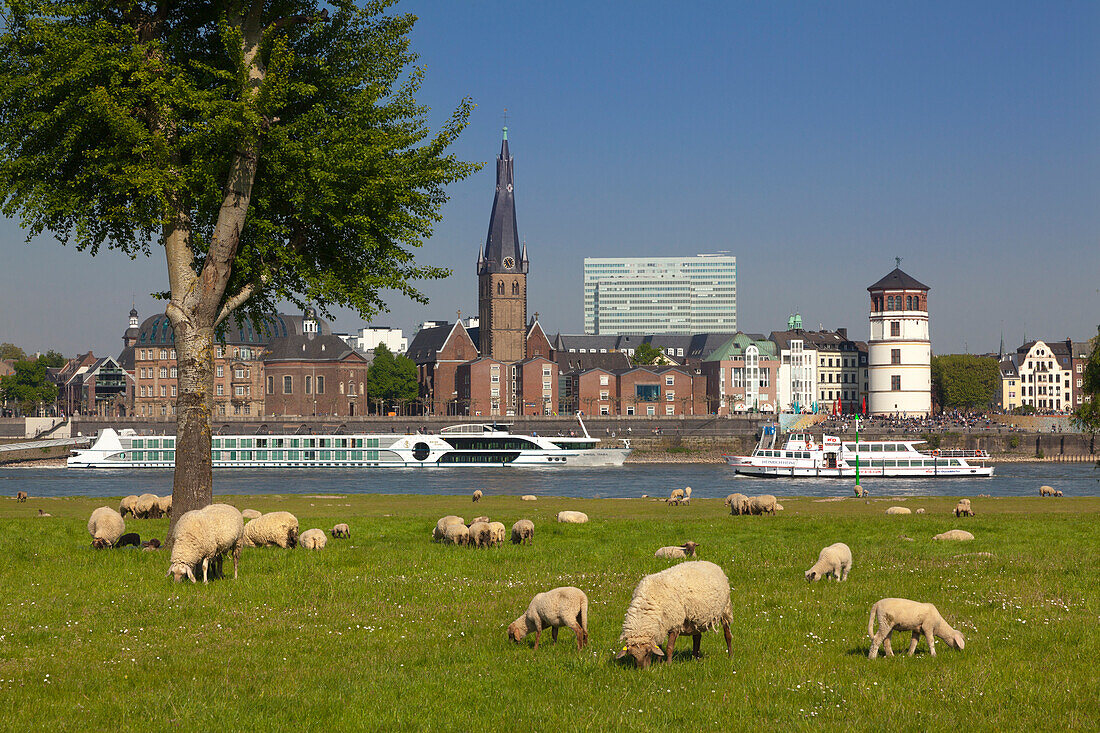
[724, 429, 993, 478]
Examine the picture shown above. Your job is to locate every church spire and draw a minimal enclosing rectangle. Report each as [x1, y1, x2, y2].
[478, 127, 525, 275]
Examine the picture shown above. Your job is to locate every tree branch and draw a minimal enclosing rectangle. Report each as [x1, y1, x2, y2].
[215, 277, 266, 327]
[266, 9, 328, 34]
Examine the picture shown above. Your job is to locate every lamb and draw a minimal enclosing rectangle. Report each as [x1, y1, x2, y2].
[433, 515, 465, 542]
[885, 506, 911, 515]
[167, 503, 245, 583]
[299, 528, 327, 550]
[467, 521, 493, 548]
[667, 488, 685, 505]
[472, 489, 483, 502]
[243, 511, 299, 548]
[508, 587, 589, 651]
[118, 495, 139, 517]
[88, 506, 125, 549]
[37, 509, 51, 517]
[155, 494, 173, 517]
[916, 508, 926, 514]
[1054, 490, 1063, 497]
[725, 493, 750, 516]
[805, 542, 852, 582]
[442, 522, 469, 546]
[16, 490, 27, 502]
[242, 509, 262, 520]
[933, 529, 974, 541]
[954, 499, 973, 518]
[487, 521, 507, 546]
[116, 532, 141, 548]
[682, 486, 692, 504]
[511, 519, 534, 545]
[469, 515, 490, 525]
[521, 495, 537, 501]
[135, 493, 160, 519]
[1039, 485, 1055, 497]
[332, 523, 351, 539]
[775, 503, 784, 511]
[853, 485, 867, 498]
[616, 560, 733, 669]
[557, 510, 588, 524]
[867, 598, 965, 659]
[654, 541, 699, 559]
[749, 494, 778, 516]
[142, 538, 162, 551]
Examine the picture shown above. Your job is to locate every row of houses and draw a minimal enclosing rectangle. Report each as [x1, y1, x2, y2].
[999, 339, 1093, 413]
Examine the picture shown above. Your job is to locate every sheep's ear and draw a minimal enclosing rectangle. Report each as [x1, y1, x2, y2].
[649, 643, 665, 658]
[615, 647, 629, 659]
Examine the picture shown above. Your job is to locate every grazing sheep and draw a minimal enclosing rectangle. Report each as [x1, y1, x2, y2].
[511, 519, 534, 545]
[726, 493, 750, 516]
[487, 521, 507, 546]
[242, 509, 262, 520]
[654, 541, 699, 559]
[749, 494, 778, 516]
[299, 528, 327, 550]
[155, 494, 172, 517]
[616, 560, 733, 669]
[37, 509, 51, 517]
[775, 503, 784, 511]
[243, 511, 299, 548]
[332, 523, 351, 539]
[557, 510, 588, 524]
[142, 538, 162, 551]
[16, 490, 27, 503]
[135, 493, 160, 519]
[668, 488, 685, 505]
[885, 506, 912, 515]
[472, 489, 483, 502]
[521, 495, 537, 501]
[933, 529, 975, 541]
[167, 504, 245, 583]
[433, 515, 465, 542]
[467, 521, 493, 548]
[954, 499, 973, 518]
[1039, 485, 1055, 497]
[853, 485, 867, 498]
[1054, 490, 1063, 497]
[868, 598, 965, 659]
[469, 515, 490, 525]
[116, 532, 141, 548]
[805, 542, 852, 582]
[682, 486, 692, 505]
[508, 587, 589, 651]
[916, 508, 926, 514]
[442, 522, 469, 546]
[118, 495, 139, 517]
[88, 506, 125, 549]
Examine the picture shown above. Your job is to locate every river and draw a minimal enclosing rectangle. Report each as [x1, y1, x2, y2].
[2, 461, 1096, 499]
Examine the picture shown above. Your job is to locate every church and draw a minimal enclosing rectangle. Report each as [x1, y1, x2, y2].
[407, 128, 558, 416]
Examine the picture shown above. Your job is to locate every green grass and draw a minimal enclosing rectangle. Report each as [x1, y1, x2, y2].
[1, 494, 1098, 731]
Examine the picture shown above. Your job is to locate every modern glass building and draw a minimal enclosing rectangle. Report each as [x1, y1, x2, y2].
[583, 254, 737, 335]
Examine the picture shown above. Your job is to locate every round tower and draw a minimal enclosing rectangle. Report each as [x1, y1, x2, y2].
[867, 264, 931, 417]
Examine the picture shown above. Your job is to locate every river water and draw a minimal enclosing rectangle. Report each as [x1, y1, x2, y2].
[2, 462, 1096, 499]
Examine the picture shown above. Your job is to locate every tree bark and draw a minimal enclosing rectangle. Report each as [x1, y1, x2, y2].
[171, 323, 215, 534]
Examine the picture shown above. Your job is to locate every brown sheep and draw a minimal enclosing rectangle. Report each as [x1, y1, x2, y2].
[954, 499, 974, 518]
[16, 491, 28, 503]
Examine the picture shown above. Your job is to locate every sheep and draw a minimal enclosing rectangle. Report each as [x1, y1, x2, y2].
[508, 587, 589, 651]
[155, 494, 173, 517]
[1054, 490, 1064, 497]
[299, 528, 327, 550]
[933, 529, 974, 541]
[557, 510, 588, 524]
[1039, 485, 1055, 497]
[242, 509, 262, 520]
[472, 489, 483, 502]
[654, 541, 699, 559]
[521, 495, 537, 501]
[467, 521, 493, 548]
[916, 508, 926, 514]
[243, 511, 299, 549]
[142, 538, 162, 551]
[853, 485, 867, 498]
[775, 503, 784, 511]
[16, 490, 27, 503]
[725, 493, 750, 516]
[487, 521, 507, 546]
[442, 522, 469, 546]
[116, 532, 141, 548]
[867, 598, 965, 659]
[749, 494, 778, 516]
[954, 499, 973, 518]
[88, 506, 125, 549]
[118, 495, 139, 517]
[433, 515, 465, 542]
[616, 560, 733, 669]
[511, 519, 534, 545]
[37, 509, 51, 517]
[332, 523, 351, 539]
[667, 488, 685, 505]
[885, 506, 912, 515]
[682, 486, 692, 505]
[469, 515, 490, 525]
[135, 493, 160, 519]
[805, 542, 852, 582]
[167, 503, 244, 583]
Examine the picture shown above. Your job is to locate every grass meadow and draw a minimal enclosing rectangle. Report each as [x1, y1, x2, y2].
[1, 492, 1098, 731]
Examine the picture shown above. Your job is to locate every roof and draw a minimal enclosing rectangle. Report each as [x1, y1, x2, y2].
[478, 131, 526, 275]
[705, 333, 778, 361]
[1017, 339, 1072, 356]
[405, 321, 478, 365]
[555, 351, 631, 374]
[999, 356, 1020, 377]
[263, 331, 366, 363]
[135, 312, 300, 347]
[551, 332, 738, 362]
[867, 267, 930, 292]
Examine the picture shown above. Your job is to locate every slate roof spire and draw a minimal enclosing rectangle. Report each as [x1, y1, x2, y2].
[478, 127, 526, 275]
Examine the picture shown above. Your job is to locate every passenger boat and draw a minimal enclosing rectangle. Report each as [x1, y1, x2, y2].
[724, 428, 993, 478]
[68, 416, 630, 469]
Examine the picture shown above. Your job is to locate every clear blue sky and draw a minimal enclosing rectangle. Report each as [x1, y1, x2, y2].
[1, 0, 1097, 357]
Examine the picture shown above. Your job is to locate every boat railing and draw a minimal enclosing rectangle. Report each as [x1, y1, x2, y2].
[917, 449, 990, 459]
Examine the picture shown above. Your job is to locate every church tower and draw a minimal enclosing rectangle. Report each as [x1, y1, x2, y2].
[477, 127, 528, 363]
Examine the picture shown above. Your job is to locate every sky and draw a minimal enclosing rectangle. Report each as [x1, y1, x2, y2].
[1, 0, 1098, 357]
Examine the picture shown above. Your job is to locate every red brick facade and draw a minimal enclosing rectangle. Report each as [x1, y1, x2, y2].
[263, 354, 371, 417]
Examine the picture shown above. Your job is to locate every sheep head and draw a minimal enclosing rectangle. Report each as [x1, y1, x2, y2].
[946, 631, 965, 650]
[616, 641, 664, 669]
[683, 541, 698, 557]
[507, 621, 527, 643]
[805, 570, 817, 582]
[167, 562, 196, 583]
[91, 538, 111, 550]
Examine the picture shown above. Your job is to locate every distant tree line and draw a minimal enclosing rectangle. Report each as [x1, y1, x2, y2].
[0, 344, 68, 415]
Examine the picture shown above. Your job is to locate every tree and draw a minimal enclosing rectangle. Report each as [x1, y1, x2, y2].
[930, 355, 1000, 410]
[367, 344, 417, 413]
[0, 343, 26, 361]
[632, 343, 664, 366]
[0, 1, 475, 532]
[0, 359, 58, 414]
[39, 350, 67, 368]
[1073, 326, 1100, 437]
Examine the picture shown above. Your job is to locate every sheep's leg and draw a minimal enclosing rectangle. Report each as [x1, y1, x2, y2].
[232, 545, 241, 580]
[723, 621, 732, 656]
[201, 558, 210, 584]
[551, 626, 559, 642]
[692, 633, 702, 659]
[908, 632, 920, 656]
[883, 632, 895, 657]
[924, 623, 937, 656]
[569, 623, 584, 650]
[841, 563, 850, 581]
[665, 631, 678, 662]
[533, 628, 541, 651]
[870, 623, 893, 658]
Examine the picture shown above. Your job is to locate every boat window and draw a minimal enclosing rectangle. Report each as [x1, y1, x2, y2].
[843, 443, 855, 451]
[288, 451, 299, 460]
[870, 444, 882, 453]
[241, 439, 252, 449]
[884, 460, 896, 467]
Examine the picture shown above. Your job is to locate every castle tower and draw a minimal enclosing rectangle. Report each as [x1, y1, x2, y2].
[867, 264, 931, 416]
[123, 306, 140, 348]
[477, 127, 528, 363]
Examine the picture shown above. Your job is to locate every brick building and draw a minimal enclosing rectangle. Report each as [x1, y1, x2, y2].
[700, 333, 780, 415]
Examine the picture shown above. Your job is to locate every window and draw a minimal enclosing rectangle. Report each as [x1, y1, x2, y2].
[160, 385, 166, 397]
[235, 386, 246, 396]
[171, 386, 177, 397]
[666, 406, 675, 415]
[891, 349, 901, 365]
[305, 375, 312, 394]
[235, 368, 247, 379]
[267, 376, 274, 394]
[283, 376, 292, 394]
[600, 374, 609, 386]
[348, 381, 356, 396]
[491, 372, 499, 383]
[160, 349, 168, 359]
[216, 384, 224, 396]
[317, 376, 325, 394]
[140, 386, 146, 397]
[497, 281, 504, 295]
[159, 366, 168, 379]
[216, 365, 224, 377]
[665, 375, 675, 386]
[666, 391, 674, 401]
[890, 322, 901, 338]
[906, 295, 913, 309]
[731, 367, 744, 388]
[543, 367, 552, 377]
[635, 384, 660, 402]
[887, 295, 894, 309]
[491, 387, 501, 397]
[170, 349, 176, 359]
[170, 367, 177, 378]
[891, 375, 901, 391]
[512, 281, 519, 295]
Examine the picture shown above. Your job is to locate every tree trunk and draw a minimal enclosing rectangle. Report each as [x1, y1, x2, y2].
[168, 323, 216, 539]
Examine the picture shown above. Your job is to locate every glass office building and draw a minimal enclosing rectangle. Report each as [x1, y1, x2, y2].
[583, 254, 737, 335]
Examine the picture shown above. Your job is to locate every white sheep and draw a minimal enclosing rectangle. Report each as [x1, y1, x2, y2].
[805, 542, 852, 582]
[155, 494, 172, 517]
[916, 508, 926, 514]
[167, 503, 244, 583]
[135, 493, 160, 519]
[472, 489, 483, 502]
[853, 485, 867, 498]
[654, 541, 698, 559]
[467, 521, 493, 548]
[299, 528, 327, 550]
[511, 519, 534, 545]
[868, 598, 965, 659]
[88, 506, 125, 548]
[933, 529, 974, 541]
[1054, 490, 1063, 497]
[749, 495, 778, 516]
[469, 515, 490, 525]
[1039, 485, 1055, 497]
[667, 488, 685, 505]
[775, 503, 785, 511]
[242, 509, 262, 520]
[332, 523, 351, 538]
[954, 499, 973, 518]
[487, 521, 507, 546]
[508, 587, 589, 651]
[442, 523, 469, 546]
[243, 511, 299, 548]
[521, 495, 537, 501]
[557, 510, 588, 524]
[616, 560, 733, 669]
[726, 493, 750, 516]
[118, 495, 139, 517]
[885, 506, 911, 515]
[682, 486, 692, 504]
[433, 515, 465, 542]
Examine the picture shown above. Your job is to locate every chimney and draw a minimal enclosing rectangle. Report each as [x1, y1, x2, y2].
[837, 328, 847, 339]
